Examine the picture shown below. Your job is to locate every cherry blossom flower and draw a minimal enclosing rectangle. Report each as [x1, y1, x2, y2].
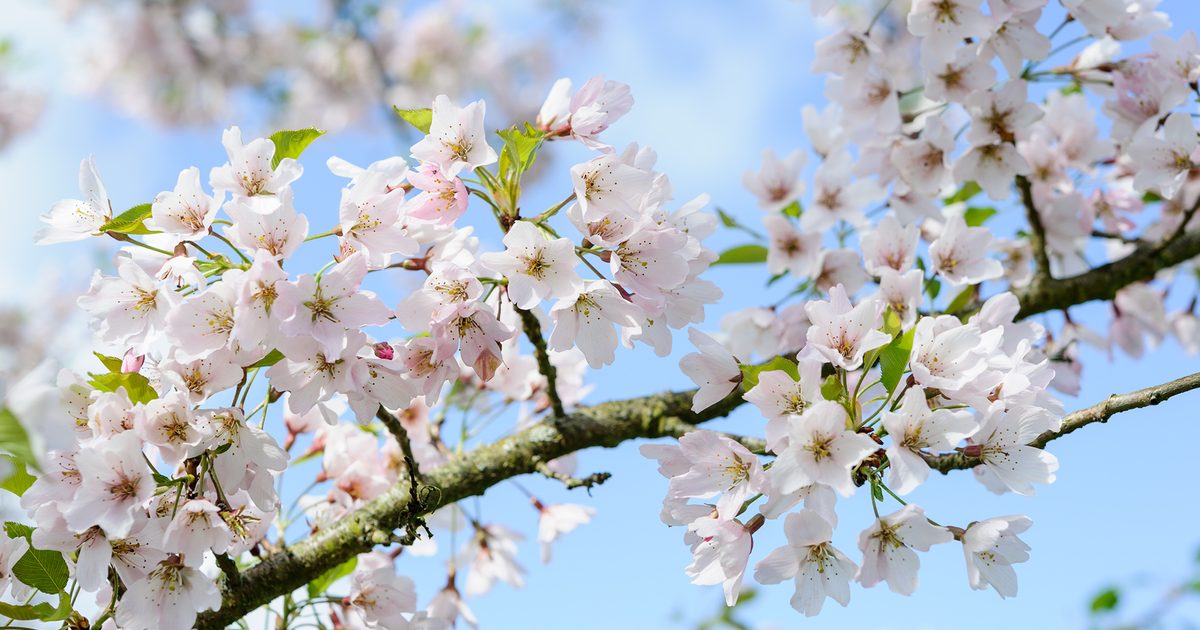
[968, 405, 1059, 496]
[165, 279, 239, 362]
[430, 301, 514, 381]
[764, 215, 821, 279]
[856, 504, 952, 594]
[961, 515, 1033, 597]
[686, 514, 755, 606]
[754, 509, 856, 616]
[462, 524, 525, 597]
[37, 157, 111, 244]
[534, 501, 595, 563]
[881, 387, 977, 495]
[281, 253, 393, 355]
[548, 280, 642, 369]
[348, 565, 418, 628]
[337, 172, 417, 268]
[665, 430, 768, 520]
[407, 162, 470, 225]
[743, 149, 806, 212]
[679, 328, 741, 413]
[875, 268, 923, 329]
[928, 213, 1004, 285]
[804, 285, 890, 371]
[1128, 111, 1198, 200]
[891, 116, 955, 197]
[539, 75, 634, 149]
[743, 357, 825, 451]
[224, 187, 309, 259]
[480, 221, 581, 309]
[210, 126, 302, 214]
[860, 215, 918, 276]
[115, 559, 222, 630]
[570, 154, 653, 222]
[411, 95, 498, 177]
[162, 498, 233, 565]
[149, 166, 223, 243]
[909, 315, 995, 392]
[769, 401, 878, 497]
[78, 255, 177, 349]
[66, 431, 154, 538]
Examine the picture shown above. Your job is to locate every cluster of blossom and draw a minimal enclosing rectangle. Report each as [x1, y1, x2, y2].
[645, 0, 1200, 617]
[56, 0, 556, 129]
[16, 72, 721, 628]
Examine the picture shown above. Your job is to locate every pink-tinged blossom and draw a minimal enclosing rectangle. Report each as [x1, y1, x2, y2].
[743, 149, 806, 212]
[804, 285, 890, 371]
[961, 515, 1033, 597]
[892, 115, 955, 197]
[1063, 0, 1170, 41]
[860, 215, 918, 276]
[812, 28, 878, 78]
[115, 559, 222, 630]
[209, 126, 302, 214]
[431, 301, 514, 381]
[743, 358, 825, 450]
[269, 336, 362, 415]
[406, 162, 469, 225]
[78, 255, 177, 349]
[953, 142, 1032, 201]
[908, 0, 989, 65]
[37, 156, 111, 244]
[411, 95, 497, 178]
[549, 280, 642, 369]
[685, 515, 755, 607]
[769, 401, 878, 497]
[910, 315, 996, 391]
[923, 46, 997, 103]
[165, 279, 239, 362]
[665, 429, 768, 520]
[875, 268, 923, 329]
[801, 150, 885, 231]
[881, 387, 977, 495]
[396, 264, 483, 334]
[327, 155, 409, 189]
[679, 328, 740, 413]
[162, 498, 233, 565]
[397, 336, 458, 404]
[1128, 112, 1198, 200]
[929, 213, 1004, 285]
[136, 391, 203, 469]
[338, 172, 417, 268]
[480, 221, 581, 309]
[0, 533, 28, 598]
[857, 504, 952, 595]
[981, 8, 1051, 78]
[611, 227, 691, 298]
[65, 431, 154, 538]
[348, 566, 417, 628]
[149, 166, 223, 244]
[719, 307, 781, 360]
[968, 405, 1059, 496]
[230, 250, 299, 349]
[764, 215, 822, 279]
[158, 349, 243, 405]
[223, 187, 309, 259]
[539, 76, 634, 149]
[534, 501, 595, 563]
[570, 153, 653, 222]
[754, 509, 856, 616]
[462, 524, 525, 597]
[281, 253, 392, 355]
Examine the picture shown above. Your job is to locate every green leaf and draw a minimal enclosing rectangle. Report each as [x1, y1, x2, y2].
[1089, 587, 1120, 614]
[87, 372, 157, 404]
[100, 203, 155, 235]
[944, 181, 981, 205]
[12, 540, 70, 594]
[394, 107, 433, 134]
[269, 128, 325, 169]
[780, 200, 802, 219]
[0, 409, 36, 473]
[739, 357, 800, 392]
[0, 458, 36, 497]
[715, 208, 764, 240]
[963, 206, 997, 227]
[308, 556, 357, 598]
[1142, 190, 1163, 203]
[248, 349, 285, 369]
[714, 244, 768, 265]
[871, 481, 884, 502]
[497, 124, 545, 180]
[0, 591, 71, 621]
[820, 374, 843, 401]
[5, 521, 32, 539]
[93, 352, 124, 372]
[924, 276, 942, 300]
[1059, 83, 1083, 96]
[879, 327, 916, 394]
[945, 286, 975, 315]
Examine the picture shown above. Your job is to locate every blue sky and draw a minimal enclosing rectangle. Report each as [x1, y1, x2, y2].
[2, 0, 1200, 627]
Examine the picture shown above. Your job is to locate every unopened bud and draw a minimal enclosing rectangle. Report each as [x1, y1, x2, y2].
[121, 349, 145, 374]
[373, 341, 395, 361]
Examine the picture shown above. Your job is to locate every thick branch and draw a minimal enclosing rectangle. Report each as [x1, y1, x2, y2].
[194, 386, 746, 628]
[925, 371, 1200, 472]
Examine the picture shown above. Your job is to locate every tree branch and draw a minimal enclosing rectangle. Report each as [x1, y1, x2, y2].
[925, 371, 1200, 472]
[1015, 226, 1200, 318]
[515, 306, 565, 417]
[194, 385, 747, 628]
[1017, 175, 1052, 283]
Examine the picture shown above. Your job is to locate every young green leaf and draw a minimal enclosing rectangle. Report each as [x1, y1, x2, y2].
[739, 357, 801, 391]
[714, 244, 768, 265]
[0, 592, 72, 622]
[100, 203, 155, 235]
[715, 208, 765, 240]
[12, 542, 70, 594]
[879, 327, 915, 394]
[93, 352, 124, 373]
[87, 372, 158, 405]
[943, 181, 981, 205]
[248, 349, 285, 369]
[944, 286, 975, 314]
[307, 556, 358, 598]
[394, 107, 433, 134]
[0, 457, 35, 496]
[1088, 587, 1119, 614]
[0, 409, 37, 473]
[497, 124, 545, 180]
[963, 206, 997, 227]
[269, 128, 326, 169]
